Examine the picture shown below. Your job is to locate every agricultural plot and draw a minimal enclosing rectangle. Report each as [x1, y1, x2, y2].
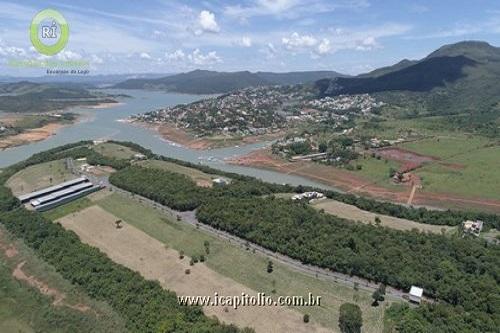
[92, 142, 138, 160]
[95, 193, 393, 333]
[135, 159, 217, 187]
[6, 159, 75, 195]
[56, 204, 331, 333]
[312, 199, 454, 234]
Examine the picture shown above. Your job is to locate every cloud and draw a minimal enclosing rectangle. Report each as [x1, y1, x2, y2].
[56, 50, 83, 61]
[238, 36, 253, 47]
[165, 49, 186, 61]
[164, 48, 222, 66]
[196, 10, 220, 34]
[140, 52, 152, 59]
[225, 0, 369, 20]
[189, 48, 221, 65]
[317, 39, 331, 54]
[259, 42, 278, 59]
[282, 32, 317, 50]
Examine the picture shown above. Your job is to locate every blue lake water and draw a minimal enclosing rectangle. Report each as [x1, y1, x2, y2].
[0, 89, 338, 190]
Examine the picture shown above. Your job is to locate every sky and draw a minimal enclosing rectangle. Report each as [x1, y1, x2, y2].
[1, 0, 500, 76]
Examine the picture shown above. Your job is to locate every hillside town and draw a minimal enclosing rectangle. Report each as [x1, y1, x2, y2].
[131, 86, 385, 140]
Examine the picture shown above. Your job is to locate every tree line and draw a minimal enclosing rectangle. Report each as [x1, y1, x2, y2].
[196, 197, 500, 332]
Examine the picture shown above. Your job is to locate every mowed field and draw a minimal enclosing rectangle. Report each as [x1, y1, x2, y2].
[312, 199, 454, 234]
[135, 159, 218, 187]
[93, 142, 138, 159]
[0, 226, 128, 333]
[56, 205, 331, 333]
[48, 192, 394, 333]
[6, 159, 76, 195]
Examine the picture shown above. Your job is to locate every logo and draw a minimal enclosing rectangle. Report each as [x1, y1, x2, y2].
[30, 9, 69, 56]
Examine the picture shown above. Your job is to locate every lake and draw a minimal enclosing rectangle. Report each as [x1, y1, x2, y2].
[0, 89, 337, 190]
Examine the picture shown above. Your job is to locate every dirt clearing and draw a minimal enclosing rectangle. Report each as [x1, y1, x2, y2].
[313, 199, 453, 234]
[57, 206, 331, 333]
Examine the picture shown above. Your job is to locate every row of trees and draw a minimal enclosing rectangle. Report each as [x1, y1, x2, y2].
[196, 197, 500, 332]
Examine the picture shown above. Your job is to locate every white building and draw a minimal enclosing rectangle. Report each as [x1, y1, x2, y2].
[462, 220, 483, 236]
[409, 286, 424, 304]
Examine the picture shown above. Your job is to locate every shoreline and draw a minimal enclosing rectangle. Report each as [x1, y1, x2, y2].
[0, 101, 123, 151]
[0, 122, 66, 151]
[129, 120, 283, 150]
[228, 148, 500, 214]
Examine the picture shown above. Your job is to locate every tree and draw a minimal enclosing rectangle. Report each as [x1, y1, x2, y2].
[204, 240, 210, 254]
[303, 314, 310, 323]
[339, 303, 362, 333]
[374, 216, 381, 226]
[179, 250, 185, 259]
[267, 260, 273, 273]
[371, 290, 384, 306]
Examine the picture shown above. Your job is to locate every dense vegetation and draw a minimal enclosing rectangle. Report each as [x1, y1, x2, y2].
[0, 142, 249, 332]
[196, 197, 500, 332]
[109, 166, 206, 211]
[338, 303, 362, 333]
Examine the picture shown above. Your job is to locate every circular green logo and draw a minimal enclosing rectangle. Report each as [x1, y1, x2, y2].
[30, 9, 69, 56]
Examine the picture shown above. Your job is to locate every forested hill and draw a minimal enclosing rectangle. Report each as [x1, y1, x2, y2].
[0, 81, 117, 113]
[315, 41, 500, 130]
[316, 55, 475, 95]
[113, 69, 344, 94]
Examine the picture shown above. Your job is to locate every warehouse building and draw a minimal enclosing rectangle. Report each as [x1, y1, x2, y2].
[17, 176, 101, 212]
[18, 176, 89, 203]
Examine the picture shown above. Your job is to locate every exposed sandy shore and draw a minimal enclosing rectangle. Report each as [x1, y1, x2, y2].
[0, 122, 65, 150]
[131, 121, 284, 150]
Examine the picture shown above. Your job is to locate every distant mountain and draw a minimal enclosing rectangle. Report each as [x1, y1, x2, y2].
[0, 82, 117, 113]
[0, 73, 171, 86]
[316, 55, 476, 95]
[113, 69, 345, 94]
[315, 41, 500, 126]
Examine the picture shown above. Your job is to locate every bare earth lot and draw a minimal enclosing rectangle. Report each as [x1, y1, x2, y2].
[57, 205, 331, 333]
[312, 199, 454, 234]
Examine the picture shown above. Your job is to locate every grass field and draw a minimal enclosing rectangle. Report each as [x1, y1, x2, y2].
[6, 159, 75, 195]
[93, 142, 138, 160]
[135, 159, 219, 187]
[397, 136, 500, 200]
[400, 135, 492, 159]
[56, 204, 331, 333]
[349, 156, 401, 187]
[312, 199, 454, 234]
[92, 193, 394, 333]
[0, 226, 127, 333]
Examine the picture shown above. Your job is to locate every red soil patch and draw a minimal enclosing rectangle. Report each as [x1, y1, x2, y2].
[12, 261, 92, 312]
[229, 149, 500, 214]
[375, 147, 438, 173]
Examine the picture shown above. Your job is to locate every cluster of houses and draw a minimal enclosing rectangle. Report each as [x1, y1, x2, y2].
[130, 86, 301, 137]
[306, 94, 384, 115]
